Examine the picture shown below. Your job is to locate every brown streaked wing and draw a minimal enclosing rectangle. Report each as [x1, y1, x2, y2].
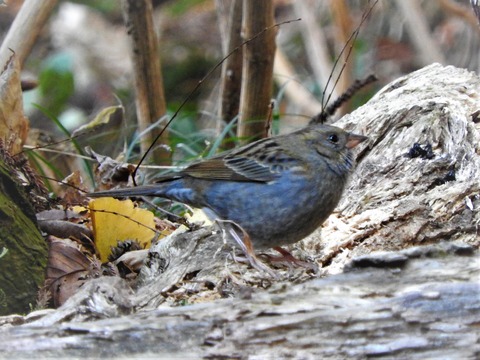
[178, 137, 294, 182]
[179, 157, 251, 181]
[181, 154, 276, 182]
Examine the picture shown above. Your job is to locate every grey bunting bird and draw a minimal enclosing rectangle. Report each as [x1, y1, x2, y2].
[88, 123, 367, 271]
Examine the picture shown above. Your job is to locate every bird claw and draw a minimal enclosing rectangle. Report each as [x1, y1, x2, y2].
[231, 252, 279, 279]
[217, 219, 278, 278]
[265, 246, 319, 272]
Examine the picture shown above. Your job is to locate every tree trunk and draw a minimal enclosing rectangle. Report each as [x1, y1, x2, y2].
[216, 0, 243, 149]
[237, 0, 276, 142]
[0, 160, 47, 316]
[0, 41, 48, 316]
[122, 0, 169, 164]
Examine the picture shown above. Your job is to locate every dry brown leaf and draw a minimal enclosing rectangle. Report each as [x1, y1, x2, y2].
[38, 220, 93, 245]
[45, 237, 101, 308]
[60, 171, 88, 205]
[0, 53, 29, 153]
[87, 147, 136, 191]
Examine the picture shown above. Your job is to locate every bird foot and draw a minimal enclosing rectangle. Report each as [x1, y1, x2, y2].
[217, 220, 278, 278]
[230, 252, 278, 279]
[261, 247, 318, 272]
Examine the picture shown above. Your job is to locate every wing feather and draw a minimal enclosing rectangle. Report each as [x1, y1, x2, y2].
[178, 137, 299, 182]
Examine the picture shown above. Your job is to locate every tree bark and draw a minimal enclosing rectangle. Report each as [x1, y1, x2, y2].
[0, 159, 47, 316]
[0, 50, 47, 316]
[122, 0, 169, 164]
[216, 0, 243, 149]
[238, 0, 276, 142]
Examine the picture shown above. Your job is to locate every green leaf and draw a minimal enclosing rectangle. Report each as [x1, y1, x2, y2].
[38, 52, 75, 117]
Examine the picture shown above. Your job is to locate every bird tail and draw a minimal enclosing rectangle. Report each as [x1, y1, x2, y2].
[87, 184, 169, 198]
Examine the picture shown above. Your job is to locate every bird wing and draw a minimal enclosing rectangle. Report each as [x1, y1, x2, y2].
[181, 155, 275, 182]
[181, 137, 299, 182]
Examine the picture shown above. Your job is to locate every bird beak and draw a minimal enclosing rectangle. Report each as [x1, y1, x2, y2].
[346, 133, 368, 149]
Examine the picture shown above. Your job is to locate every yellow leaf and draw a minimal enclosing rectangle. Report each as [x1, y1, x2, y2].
[71, 205, 87, 214]
[89, 198, 155, 262]
[71, 105, 122, 137]
[184, 208, 213, 226]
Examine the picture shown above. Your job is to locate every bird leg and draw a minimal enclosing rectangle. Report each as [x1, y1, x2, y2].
[217, 219, 278, 278]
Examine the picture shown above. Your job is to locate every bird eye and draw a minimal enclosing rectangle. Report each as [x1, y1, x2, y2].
[327, 134, 339, 143]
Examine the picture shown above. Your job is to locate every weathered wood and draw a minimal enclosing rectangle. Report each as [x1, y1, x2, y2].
[314, 63, 480, 275]
[0, 247, 478, 358]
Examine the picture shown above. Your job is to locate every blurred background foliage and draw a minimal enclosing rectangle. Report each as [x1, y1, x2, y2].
[0, 0, 478, 186]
